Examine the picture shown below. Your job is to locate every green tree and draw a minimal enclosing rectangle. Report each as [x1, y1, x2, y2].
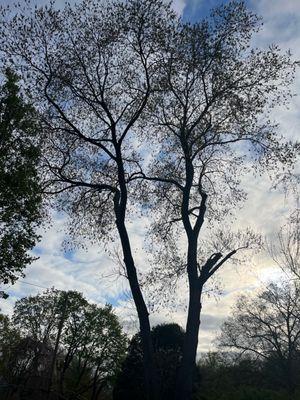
[196, 352, 292, 400]
[0, 68, 42, 285]
[2, 289, 127, 400]
[0, 312, 20, 381]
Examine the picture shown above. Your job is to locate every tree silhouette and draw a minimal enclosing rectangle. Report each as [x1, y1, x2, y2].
[113, 323, 186, 400]
[1, 1, 298, 398]
[134, 2, 298, 398]
[1, 289, 127, 400]
[13, 289, 127, 399]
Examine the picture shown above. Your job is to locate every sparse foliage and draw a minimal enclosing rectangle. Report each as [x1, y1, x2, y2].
[0, 1, 177, 398]
[134, 2, 298, 398]
[0, 1, 298, 399]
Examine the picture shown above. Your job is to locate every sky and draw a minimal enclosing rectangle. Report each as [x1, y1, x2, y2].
[0, 0, 299, 353]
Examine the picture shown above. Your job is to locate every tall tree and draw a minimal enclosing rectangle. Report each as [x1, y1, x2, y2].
[0, 68, 42, 285]
[0, 1, 176, 398]
[137, 2, 298, 398]
[218, 283, 300, 395]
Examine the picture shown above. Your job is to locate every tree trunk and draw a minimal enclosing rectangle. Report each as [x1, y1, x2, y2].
[175, 283, 202, 400]
[114, 145, 159, 400]
[175, 235, 203, 400]
[116, 218, 159, 400]
[286, 357, 295, 399]
[47, 292, 69, 400]
[90, 366, 100, 400]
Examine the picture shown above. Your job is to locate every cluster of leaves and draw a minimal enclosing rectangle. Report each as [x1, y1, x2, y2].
[0, 68, 42, 285]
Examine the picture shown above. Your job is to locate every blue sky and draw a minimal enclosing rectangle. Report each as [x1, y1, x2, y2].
[0, 0, 299, 351]
[183, 0, 235, 21]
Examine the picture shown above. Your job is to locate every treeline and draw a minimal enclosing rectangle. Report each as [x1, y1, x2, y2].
[198, 350, 300, 400]
[0, 290, 127, 400]
[1, 281, 299, 399]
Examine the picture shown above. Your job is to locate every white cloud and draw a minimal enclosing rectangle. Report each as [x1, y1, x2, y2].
[252, 0, 300, 21]
[172, 0, 187, 15]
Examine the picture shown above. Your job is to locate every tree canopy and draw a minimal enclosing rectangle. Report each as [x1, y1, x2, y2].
[113, 323, 186, 400]
[0, 2, 177, 397]
[0, 68, 42, 285]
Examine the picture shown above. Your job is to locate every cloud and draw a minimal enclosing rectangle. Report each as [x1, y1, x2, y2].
[172, 0, 186, 15]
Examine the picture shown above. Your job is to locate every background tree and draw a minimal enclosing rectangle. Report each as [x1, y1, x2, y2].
[196, 351, 293, 400]
[0, 289, 127, 400]
[217, 283, 300, 396]
[113, 323, 186, 400]
[0, 68, 42, 285]
[135, 2, 298, 398]
[58, 302, 127, 399]
[0, 312, 21, 390]
[0, 2, 176, 398]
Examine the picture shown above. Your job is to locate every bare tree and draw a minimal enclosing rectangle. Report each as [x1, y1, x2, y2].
[268, 209, 300, 281]
[132, 2, 298, 398]
[0, 1, 176, 399]
[217, 283, 300, 395]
